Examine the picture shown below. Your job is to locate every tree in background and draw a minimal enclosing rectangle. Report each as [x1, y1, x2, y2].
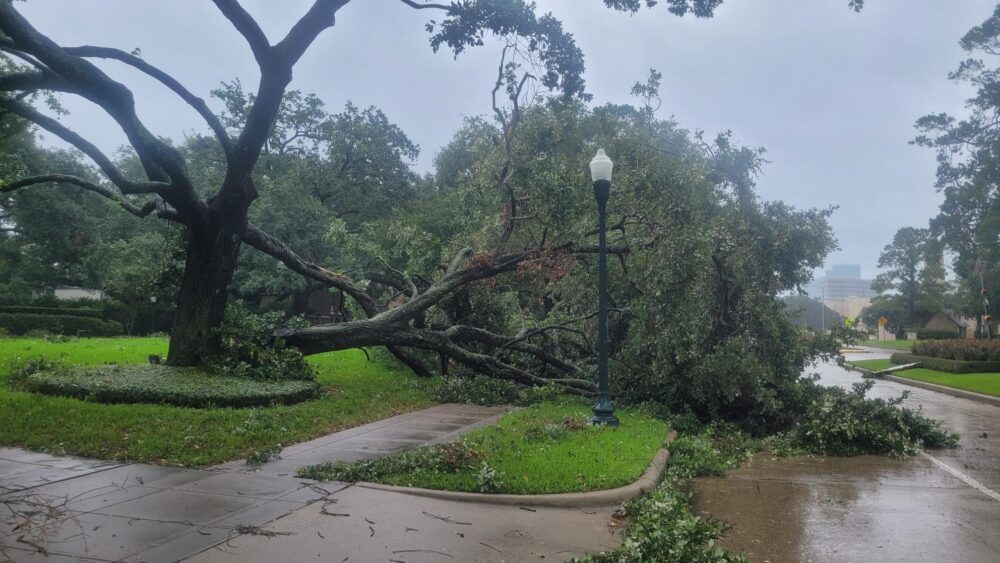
[866, 226, 947, 332]
[914, 4, 1000, 329]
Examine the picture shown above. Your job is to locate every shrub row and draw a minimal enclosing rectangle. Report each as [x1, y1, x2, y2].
[0, 305, 104, 318]
[0, 313, 123, 336]
[890, 352, 1000, 374]
[912, 339, 1000, 361]
[16, 364, 320, 408]
[916, 329, 963, 340]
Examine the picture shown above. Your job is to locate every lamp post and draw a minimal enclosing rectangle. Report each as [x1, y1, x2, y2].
[589, 149, 619, 426]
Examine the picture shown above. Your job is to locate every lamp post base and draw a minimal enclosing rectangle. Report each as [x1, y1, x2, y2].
[590, 396, 619, 426]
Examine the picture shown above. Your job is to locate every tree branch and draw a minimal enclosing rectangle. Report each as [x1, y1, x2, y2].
[62, 45, 233, 155]
[210, 0, 271, 66]
[0, 174, 167, 219]
[0, 95, 167, 195]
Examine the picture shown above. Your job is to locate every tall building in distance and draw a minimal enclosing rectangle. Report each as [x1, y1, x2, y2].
[807, 264, 875, 321]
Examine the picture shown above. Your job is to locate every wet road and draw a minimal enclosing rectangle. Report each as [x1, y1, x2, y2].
[692, 348, 1000, 563]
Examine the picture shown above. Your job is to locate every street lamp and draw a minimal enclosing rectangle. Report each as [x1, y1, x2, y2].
[589, 149, 619, 427]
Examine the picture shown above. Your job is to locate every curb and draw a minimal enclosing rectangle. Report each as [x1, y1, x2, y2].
[356, 429, 677, 508]
[843, 363, 1000, 408]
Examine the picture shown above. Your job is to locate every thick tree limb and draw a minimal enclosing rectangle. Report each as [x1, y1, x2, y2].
[62, 45, 233, 155]
[0, 4, 200, 208]
[211, 0, 272, 66]
[281, 321, 595, 395]
[242, 222, 380, 315]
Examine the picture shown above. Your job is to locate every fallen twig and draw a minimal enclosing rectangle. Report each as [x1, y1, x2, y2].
[421, 511, 471, 525]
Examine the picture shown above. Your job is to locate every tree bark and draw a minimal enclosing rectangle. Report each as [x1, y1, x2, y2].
[166, 210, 248, 366]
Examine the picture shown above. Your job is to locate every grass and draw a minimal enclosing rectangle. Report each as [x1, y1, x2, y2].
[301, 401, 668, 494]
[861, 339, 913, 350]
[0, 337, 438, 466]
[847, 358, 1000, 397]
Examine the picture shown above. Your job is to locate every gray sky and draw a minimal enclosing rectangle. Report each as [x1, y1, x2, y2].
[17, 0, 996, 280]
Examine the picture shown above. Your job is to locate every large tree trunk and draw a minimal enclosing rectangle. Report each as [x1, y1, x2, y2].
[166, 211, 248, 366]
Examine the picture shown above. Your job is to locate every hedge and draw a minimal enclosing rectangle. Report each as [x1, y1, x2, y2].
[0, 306, 104, 318]
[916, 329, 963, 341]
[0, 313, 123, 336]
[18, 364, 321, 408]
[912, 339, 1000, 361]
[890, 352, 1000, 374]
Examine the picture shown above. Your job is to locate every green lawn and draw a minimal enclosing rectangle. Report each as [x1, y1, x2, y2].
[861, 339, 914, 350]
[302, 401, 668, 494]
[0, 337, 438, 466]
[848, 359, 893, 371]
[847, 358, 1000, 397]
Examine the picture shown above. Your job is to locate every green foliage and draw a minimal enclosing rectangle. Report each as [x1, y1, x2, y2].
[300, 402, 667, 494]
[18, 363, 320, 408]
[434, 375, 560, 406]
[793, 380, 957, 456]
[912, 339, 1000, 361]
[298, 441, 485, 483]
[890, 351, 1000, 374]
[913, 5, 1000, 322]
[209, 304, 315, 382]
[885, 368, 1000, 398]
[580, 427, 754, 563]
[868, 227, 947, 331]
[0, 313, 123, 336]
[916, 329, 963, 340]
[0, 305, 103, 318]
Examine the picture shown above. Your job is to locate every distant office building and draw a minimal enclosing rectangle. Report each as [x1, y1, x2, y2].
[807, 264, 876, 300]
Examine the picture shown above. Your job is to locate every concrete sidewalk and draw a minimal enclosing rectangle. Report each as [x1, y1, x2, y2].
[0, 404, 508, 562]
[188, 484, 621, 563]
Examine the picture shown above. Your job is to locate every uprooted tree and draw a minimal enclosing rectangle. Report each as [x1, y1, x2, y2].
[0, 0, 855, 421]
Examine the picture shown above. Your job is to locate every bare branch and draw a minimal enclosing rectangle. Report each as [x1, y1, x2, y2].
[0, 174, 164, 219]
[62, 46, 233, 155]
[398, 0, 452, 10]
[0, 95, 167, 195]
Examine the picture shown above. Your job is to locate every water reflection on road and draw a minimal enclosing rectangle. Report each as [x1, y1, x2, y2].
[691, 349, 1000, 563]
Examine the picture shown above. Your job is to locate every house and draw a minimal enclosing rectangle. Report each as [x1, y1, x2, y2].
[33, 285, 106, 301]
[923, 312, 969, 338]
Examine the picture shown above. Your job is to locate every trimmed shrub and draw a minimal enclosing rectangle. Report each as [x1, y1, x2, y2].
[0, 306, 104, 318]
[890, 352, 1000, 374]
[912, 339, 1000, 361]
[17, 363, 319, 408]
[0, 313, 123, 336]
[916, 329, 962, 340]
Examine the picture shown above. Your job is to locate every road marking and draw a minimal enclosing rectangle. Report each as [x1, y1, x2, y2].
[921, 451, 1000, 503]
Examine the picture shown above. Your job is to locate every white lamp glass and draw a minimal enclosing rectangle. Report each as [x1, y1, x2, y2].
[589, 149, 613, 182]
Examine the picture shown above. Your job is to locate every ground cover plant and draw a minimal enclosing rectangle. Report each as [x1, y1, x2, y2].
[849, 358, 1000, 398]
[299, 401, 668, 494]
[0, 337, 438, 466]
[12, 363, 320, 408]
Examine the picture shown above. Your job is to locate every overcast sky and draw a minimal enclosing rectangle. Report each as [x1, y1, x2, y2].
[17, 0, 996, 281]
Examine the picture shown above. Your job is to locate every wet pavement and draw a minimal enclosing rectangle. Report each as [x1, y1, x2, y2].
[187, 484, 620, 563]
[693, 348, 1000, 563]
[0, 404, 507, 562]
